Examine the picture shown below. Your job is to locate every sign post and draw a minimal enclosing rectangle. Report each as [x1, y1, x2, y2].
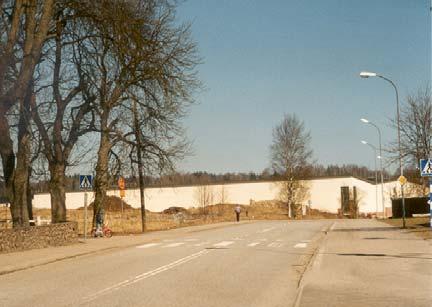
[80, 175, 93, 239]
[429, 179, 432, 228]
[419, 159, 432, 228]
[84, 192, 88, 239]
[118, 177, 125, 233]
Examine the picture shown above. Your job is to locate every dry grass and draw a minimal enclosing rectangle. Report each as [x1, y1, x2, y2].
[382, 217, 432, 240]
[0, 200, 339, 234]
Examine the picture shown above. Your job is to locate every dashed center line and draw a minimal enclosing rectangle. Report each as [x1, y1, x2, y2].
[83, 250, 210, 303]
[163, 242, 185, 248]
[213, 241, 234, 248]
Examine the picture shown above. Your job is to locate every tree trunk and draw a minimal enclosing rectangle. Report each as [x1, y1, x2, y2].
[93, 113, 111, 224]
[49, 163, 67, 223]
[0, 112, 18, 224]
[12, 99, 32, 227]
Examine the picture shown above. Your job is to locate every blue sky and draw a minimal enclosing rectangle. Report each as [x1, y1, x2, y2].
[175, 0, 431, 174]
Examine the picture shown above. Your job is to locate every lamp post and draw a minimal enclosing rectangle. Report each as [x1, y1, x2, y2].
[361, 140, 379, 217]
[360, 71, 406, 228]
[361, 118, 385, 218]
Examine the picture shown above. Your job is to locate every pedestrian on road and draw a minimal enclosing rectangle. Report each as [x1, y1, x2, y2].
[235, 205, 241, 222]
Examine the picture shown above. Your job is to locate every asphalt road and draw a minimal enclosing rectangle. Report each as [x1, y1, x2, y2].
[0, 220, 331, 307]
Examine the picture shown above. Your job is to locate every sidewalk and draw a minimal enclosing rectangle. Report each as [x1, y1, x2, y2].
[0, 220, 251, 276]
[297, 219, 432, 307]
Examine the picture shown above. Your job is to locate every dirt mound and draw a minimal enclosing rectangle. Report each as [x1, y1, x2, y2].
[86, 196, 133, 211]
[306, 208, 338, 219]
[162, 206, 189, 214]
[250, 200, 285, 209]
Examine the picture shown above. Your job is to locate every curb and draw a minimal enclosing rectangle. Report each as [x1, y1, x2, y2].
[292, 221, 335, 307]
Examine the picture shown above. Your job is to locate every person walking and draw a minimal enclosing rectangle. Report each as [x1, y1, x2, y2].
[235, 205, 241, 222]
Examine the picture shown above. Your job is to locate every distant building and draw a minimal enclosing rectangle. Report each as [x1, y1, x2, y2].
[32, 176, 424, 217]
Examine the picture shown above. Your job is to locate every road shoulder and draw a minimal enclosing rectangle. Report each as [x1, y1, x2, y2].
[296, 219, 432, 307]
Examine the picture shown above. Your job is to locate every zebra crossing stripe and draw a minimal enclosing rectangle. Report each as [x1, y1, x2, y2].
[248, 242, 260, 247]
[294, 243, 307, 248]
[136, 243, 161, 249]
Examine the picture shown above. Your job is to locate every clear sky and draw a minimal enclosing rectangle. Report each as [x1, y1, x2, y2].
[175, 0, 431, 174]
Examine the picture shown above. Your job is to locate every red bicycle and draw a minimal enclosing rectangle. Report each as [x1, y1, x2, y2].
[91, 224, 113, 238]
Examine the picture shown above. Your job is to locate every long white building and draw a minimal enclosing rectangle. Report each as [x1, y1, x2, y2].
[32, 177, 420, 217]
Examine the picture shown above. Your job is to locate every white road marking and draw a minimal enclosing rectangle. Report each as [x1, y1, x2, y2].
[136, 243, 161, 249]
[329, 222, 337, 231]
[184, 238, 199, 242]
[83, 250, 210, 303]
[259, 227, 275, 233]
[248, 242, 260, 247]
[294, 243, 307, 248]
[268, 242, 283, 248]
[213, 241, 234, 248]
[193, 241, 210, 246]
[163, 242, 185, 248]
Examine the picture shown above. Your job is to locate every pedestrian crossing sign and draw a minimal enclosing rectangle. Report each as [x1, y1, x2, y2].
[79, 175, 93, 189]
[420, 159, 432, 177]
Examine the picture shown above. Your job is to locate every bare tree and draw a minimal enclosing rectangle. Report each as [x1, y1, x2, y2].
[30, 3, 96, 223]
[218, 184, 228, 205]
[76, 0, 200, 226]
[270, 114, 313, 218]
[0, 0, 55, 227]
[389, 86, 431, 186]
[194, 183, 214, 215]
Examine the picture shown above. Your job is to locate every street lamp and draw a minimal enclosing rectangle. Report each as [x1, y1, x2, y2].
[359, 71, 406, 228]
[361, 140, 379, 217]
[361, 118, 385, 218]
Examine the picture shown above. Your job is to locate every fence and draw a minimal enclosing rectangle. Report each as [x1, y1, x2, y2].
[391, 197, 429, 218]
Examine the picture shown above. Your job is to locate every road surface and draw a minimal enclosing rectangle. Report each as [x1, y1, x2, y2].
[0, 220, 331, 307]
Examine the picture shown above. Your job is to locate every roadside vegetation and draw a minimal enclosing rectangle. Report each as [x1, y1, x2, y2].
[0, 0, 199, 229]
[0, 199, 339, 234]
[383, 217, 431, 240]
